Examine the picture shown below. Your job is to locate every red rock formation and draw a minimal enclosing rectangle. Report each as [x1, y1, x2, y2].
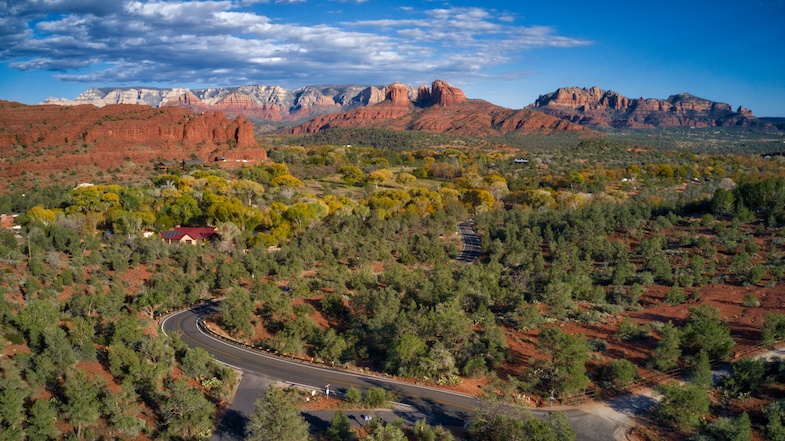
[385, 82, 412, 107]
[287, 84, 589, 137]
[531, 87, 770, 128]
[427, 80, 467, 106]
[417, 84, 431, 104]
[0, 100, 265, 182]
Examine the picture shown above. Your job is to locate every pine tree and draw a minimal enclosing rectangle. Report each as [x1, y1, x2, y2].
[246, 386, 310, 441]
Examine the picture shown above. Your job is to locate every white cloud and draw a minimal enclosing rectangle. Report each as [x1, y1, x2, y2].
[0, 1, 590, 88]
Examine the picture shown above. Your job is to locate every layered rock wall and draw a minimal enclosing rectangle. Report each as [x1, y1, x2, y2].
[531, 86, 770, 128]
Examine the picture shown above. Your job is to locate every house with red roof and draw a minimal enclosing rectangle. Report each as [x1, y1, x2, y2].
[160, 226, 217, 245]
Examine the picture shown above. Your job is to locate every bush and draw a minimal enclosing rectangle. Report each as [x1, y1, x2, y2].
[705, 412, 752, 441]
[344, 387, 361, 405]
[363, 387, 388, 408]
[614, 317, 648, 341]
[653, 382, 710, 432]
[681, 305, 735, 360]
[664, 284, 686, 305]
[602, 359, 638, 389]
[723, 359, 766, 398]
[762, 312, 785, 344]
[742, 293, 760, 308]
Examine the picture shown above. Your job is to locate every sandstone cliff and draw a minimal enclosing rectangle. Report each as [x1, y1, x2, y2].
[0, 100, 266, 182]
[289, 81, 589, 137]
[530, 86, 771, 129]
[44, 84, 387, 125]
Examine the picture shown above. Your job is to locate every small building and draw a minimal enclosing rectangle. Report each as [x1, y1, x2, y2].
[160, 227, 217, 245]
[214, 156, 226, 162]
[514, 159, 529, 164]
[156, 161, 177, 171]
[182, 159, 205, 169]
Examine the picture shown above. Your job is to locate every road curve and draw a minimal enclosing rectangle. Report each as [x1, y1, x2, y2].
[161, 302, 479, 426]
[162, 302, 625, 441]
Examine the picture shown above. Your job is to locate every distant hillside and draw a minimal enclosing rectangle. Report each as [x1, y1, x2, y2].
[528, 86, 773, 129]
[288, 81, 591, 138]
[760, 117, 785, 130]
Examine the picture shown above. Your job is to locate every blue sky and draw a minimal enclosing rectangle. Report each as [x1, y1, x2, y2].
[1, 0, 784, 116]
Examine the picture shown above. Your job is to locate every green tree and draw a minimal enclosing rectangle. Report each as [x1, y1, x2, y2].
[339, 166, 364, 185]
[246, 386, 310, 441]
[602, 359, 637, 389]
[285, 202, 327, 230]
[344, 387, 361, 405]
[712, 187, 735, 217]
[103, 382, 145, 438]
[723, 359, 766, 398]
[363, 387, 388, 408]
[326, 410, 354, 441]
[182, 347, 213, 379]
[231, 179, 265, 206]
[364, 422, 407, 441]
[766, 400, 785, 441]
[537, 327, 590, 396]
[317, 329, 349, 364]
[763, 312, 785, 344]
[136, 289, 165, 319]
[386, 334, 427, 377]
[219, 287, 255, 338]
[161, 378, 215, 440]
[413, 419, 455, 441]
[681, 305, 734, 360]
[706, 412, 752, 441]
[26, 399, 58, 441]
[653, 382, 710, 432]
[470, 402, 574, 441]
[0, 376, 27, 440]
[650, 321, 681, 371]
[689, 351, 713, 389]
[64, 370, 101, 439]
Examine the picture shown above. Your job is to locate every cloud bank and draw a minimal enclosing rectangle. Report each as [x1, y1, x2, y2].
[0, 1, 589, 87]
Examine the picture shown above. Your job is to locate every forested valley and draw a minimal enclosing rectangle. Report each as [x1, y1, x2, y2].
[2, 129, 785, 440]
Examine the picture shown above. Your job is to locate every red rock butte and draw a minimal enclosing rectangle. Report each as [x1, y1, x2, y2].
[0, 100, 267, 183]
[289, 80, 589, 137]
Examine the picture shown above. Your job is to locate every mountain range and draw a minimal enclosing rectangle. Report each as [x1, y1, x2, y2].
[43, 82, 774, 131]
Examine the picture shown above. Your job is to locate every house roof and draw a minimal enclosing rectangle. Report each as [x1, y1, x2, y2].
[161, 227, 217, 241]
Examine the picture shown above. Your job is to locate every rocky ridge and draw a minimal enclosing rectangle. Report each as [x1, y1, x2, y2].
[43, 84, 393, 124]
[529, 86, 772, 129]
[289, 80, 588, 137]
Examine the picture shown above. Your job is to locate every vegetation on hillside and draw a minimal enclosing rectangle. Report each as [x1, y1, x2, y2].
[1, 128, 785, 439]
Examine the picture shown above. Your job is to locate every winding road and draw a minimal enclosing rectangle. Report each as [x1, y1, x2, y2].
[160, 223, 629, 440]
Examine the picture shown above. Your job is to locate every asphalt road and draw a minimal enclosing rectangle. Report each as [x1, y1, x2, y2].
[161, 302, 479, 437]
[160, 223, 626, 440]
[456, 221, 481, 264]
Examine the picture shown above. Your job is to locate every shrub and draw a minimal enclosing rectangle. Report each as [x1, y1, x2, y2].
[602, 359, 638, 389]
[742, 293, 760, 308]
[363, 387, 388, 408]
[762, 312, 785, 344]
[653, 382, 710, 432]
[344, 387, 361, 405]
[664, 284, 686, 305]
